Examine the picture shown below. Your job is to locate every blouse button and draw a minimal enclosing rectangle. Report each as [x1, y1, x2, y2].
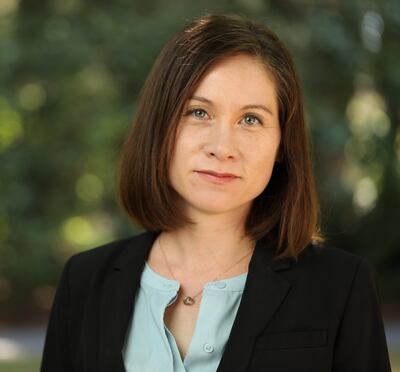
[215, 281, 226, 289]
[203, 343, 214, 353]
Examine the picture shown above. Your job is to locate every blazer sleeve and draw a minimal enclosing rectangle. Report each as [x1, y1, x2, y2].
[332, 257, 392, 372]
[40, 256, 74, 372]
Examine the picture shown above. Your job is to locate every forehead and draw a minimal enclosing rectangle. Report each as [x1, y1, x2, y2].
[189, 53, 277, 108]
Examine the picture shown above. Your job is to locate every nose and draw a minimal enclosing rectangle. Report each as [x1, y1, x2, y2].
[205, 122, 238, 160]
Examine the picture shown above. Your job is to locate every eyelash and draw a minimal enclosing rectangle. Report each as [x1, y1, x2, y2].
[184, 108, 264, 127]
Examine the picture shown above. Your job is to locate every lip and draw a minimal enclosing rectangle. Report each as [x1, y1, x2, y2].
[195, 169, 239, 178]
[195, 170, 239, 184]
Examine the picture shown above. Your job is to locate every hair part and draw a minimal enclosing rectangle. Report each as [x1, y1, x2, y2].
[116, 12, 325, 260]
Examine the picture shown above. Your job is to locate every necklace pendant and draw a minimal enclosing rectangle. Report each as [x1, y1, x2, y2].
[183, 296, 195, 305]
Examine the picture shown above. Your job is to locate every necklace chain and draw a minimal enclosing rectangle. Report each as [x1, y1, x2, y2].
[158, 235, 255, 305]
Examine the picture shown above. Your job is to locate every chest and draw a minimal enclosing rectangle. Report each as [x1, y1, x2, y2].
[163, 292, 202, 361]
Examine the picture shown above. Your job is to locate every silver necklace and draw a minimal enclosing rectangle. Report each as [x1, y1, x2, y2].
[158, 235, 255, 305]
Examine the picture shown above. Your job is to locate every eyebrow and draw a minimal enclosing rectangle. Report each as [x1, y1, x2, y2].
[188, 95, 273, 116]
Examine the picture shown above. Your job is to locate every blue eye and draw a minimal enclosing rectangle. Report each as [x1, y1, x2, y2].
[187, 108, 208, 119]
[242, 114, 263, 126]
[185, 108, 263, 127]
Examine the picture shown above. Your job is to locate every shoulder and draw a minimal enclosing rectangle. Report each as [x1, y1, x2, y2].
[293, 241, 379, 296]
[65, 230, 154, 283]
[297, 240, 370, 272]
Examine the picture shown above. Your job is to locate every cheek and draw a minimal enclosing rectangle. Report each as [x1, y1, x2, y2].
[247, 147, 279, 185]
[251, 160, 275, 185]
[174, 129, 200, 159]
[169, 134, 196, 177]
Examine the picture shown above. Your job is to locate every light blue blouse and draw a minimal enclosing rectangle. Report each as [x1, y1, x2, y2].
[122, 261, 248, 372]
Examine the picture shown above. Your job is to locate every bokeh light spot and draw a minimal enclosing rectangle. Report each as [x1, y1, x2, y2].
[18, 82, 47, 111]
[0, 98, 24, 151]
[75, 173, 104, 202]
[353, 177, 378, 216]
[61, 216, 96, 246]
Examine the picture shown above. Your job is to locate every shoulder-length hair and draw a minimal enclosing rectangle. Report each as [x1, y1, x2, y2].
[116, 12, 325, 260]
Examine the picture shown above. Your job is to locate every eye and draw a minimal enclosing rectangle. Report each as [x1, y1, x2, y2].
[186, 108, 209, 120]
[242, 114, 263, 127]
[184, 108, 263, 127]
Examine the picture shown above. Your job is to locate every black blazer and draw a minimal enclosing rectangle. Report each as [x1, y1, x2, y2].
[40, 230, 392, 372]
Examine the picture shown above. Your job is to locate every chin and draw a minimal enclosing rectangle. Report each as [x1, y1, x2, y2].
[189, 199, 244, 215]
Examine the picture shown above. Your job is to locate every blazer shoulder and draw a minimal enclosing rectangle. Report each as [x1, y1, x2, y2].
[294, 243, 381, 306]
[66, 230, 152, 280]
[302, 241, 366, 268]
[296, 241, 373, 285]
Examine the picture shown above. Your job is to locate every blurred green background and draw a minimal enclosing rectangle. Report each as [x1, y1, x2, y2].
[0, 0, 399, 370]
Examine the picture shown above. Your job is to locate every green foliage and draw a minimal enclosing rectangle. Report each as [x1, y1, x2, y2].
[0, 357, 40, 372]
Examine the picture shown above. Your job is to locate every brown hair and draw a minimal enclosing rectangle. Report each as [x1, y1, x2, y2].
[116, 12, 325, 260]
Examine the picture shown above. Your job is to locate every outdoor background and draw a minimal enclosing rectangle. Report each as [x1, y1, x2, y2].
[0, 0, 399, 370]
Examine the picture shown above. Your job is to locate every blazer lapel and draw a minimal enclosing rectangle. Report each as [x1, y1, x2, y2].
[96, 230, 161, 372]
[216, 237, 294, 372]
[91, 230, 293, 372]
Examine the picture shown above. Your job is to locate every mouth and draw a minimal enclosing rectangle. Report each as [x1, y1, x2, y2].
[195, 170, 239, 178]
[195, 170, 239, 184]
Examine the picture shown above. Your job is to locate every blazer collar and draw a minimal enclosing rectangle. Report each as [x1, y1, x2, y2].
[91, 230, 295, 372]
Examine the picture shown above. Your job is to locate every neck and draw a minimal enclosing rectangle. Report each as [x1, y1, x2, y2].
[157, 214, 255, 274]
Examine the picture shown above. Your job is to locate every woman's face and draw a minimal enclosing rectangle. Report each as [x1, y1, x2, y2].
[169, 53, 281, 220]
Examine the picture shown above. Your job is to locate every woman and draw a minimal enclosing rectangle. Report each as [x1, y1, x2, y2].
[40, 13, 392, 372]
